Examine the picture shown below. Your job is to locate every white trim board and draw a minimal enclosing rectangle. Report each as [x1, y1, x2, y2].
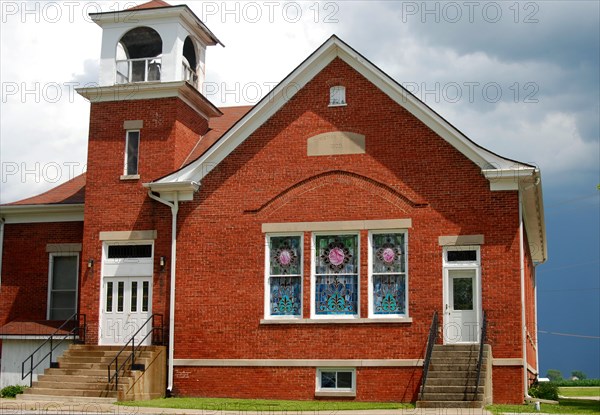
[174, 359, 423, 367]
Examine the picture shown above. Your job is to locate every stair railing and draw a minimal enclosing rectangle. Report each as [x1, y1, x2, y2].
[21, 313, 87, 386]
[473, 310, 488, 400]
[107, 314, 164, 390]
[420, 310, 439, 400]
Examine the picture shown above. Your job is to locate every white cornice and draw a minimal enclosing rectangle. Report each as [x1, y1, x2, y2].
[0, 204, 84, 224]
[76, 81, 222, 120]
[143, 180, 200, 202]
[89, 6, 222, 47]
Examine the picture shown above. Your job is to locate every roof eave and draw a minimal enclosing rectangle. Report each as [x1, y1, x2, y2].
[0, 204, 85, 224]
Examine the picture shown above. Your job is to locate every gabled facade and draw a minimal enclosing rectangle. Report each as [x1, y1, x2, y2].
[0, 1, 546, 405]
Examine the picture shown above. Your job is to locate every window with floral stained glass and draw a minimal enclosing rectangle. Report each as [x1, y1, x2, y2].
[267, 235, 302, 317]
[314, 234, 359, 316]
[370, 232, 407, 317]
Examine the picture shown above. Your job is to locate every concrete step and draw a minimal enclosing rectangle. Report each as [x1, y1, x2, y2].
[416, 400, 483, 409]
[433, 344, 481, 352]
[16, 394, 117, 403]
[64, 350, 154, 359]
[428, 363, 482, 371]
[37, 374, 116, 384]
[430, 357, 487, 365]
[44, 368, 134, 378]
[70, 345, 159, 352]
[59, 355, 152, 364]
[424, 377, 479, 386]
[420, 392, 484, 401]
[427, 370, 479, 379]
[22, 387, 117, 398]
[422, 385, 484, 394]
[32, 380, 127, 391]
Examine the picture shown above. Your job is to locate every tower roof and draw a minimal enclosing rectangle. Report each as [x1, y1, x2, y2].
[126, 0, 172, 11]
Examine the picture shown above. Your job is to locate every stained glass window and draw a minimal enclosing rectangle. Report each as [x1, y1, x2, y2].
[371, 233, 407, 315]
[315, 234, 358, 316]
[268, 236, 302, 316]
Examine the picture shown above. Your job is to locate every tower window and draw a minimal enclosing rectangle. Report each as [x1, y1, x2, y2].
[329, 86, 346, 106]
[124, 130, 140, 176]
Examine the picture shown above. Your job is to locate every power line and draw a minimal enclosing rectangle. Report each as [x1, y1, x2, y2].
[539, 330, 600, 339]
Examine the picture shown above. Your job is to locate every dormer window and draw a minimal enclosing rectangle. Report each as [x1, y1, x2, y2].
[116, 27, 163, 84]
[329, 85, 346, 106]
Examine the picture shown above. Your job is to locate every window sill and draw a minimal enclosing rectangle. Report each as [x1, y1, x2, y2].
[328, 103, 347, 108]
[120, 174, 140, 181]
[260, 317, 412, 325]
[315, 390, 356, 398]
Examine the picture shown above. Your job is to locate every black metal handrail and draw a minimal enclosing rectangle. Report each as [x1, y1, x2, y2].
[420, 310, 438, 400]
[21, 313, 87, 386]
[473, 310, 488, 400]
[107, 314, 163, 390]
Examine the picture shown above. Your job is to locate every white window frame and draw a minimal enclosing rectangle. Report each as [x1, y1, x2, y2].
[310, 231, 360, 319]
[264, 233, 304, 320]
[315, 368, 356, 396]
[47, 252, 79, 320]
[368, 230, 409, 319]
[329, 85, 347, 107]
[124, 130, 140, 176]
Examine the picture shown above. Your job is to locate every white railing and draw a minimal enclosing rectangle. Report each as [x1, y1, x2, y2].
[116, 57, 161, 84]
[182, 61, 198, 89]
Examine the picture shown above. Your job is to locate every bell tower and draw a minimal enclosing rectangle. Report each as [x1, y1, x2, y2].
[94, 0, 221, 91]
[76, 1, 223, 345]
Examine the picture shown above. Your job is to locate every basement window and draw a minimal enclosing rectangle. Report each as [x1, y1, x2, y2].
[316, 368, 356, 397]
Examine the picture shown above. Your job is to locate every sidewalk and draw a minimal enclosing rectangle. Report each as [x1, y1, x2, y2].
[0, 398, 493, 415]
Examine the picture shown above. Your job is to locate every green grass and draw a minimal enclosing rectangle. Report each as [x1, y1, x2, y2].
[488, 398, 600, 414]
[560, 387, 600, 397]
[119, 397, 414, 411]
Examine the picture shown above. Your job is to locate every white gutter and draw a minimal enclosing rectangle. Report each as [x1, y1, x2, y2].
[0, 217, 4, 292]
[147, 190, 179, 393]
[519, 189, 531, 399]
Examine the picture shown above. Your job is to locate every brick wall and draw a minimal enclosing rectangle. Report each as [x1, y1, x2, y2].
[0, 222, 83, 326]
[167, 58, 523, 402]
[79, 96, 209, 343]
[76, 57, 526, 402]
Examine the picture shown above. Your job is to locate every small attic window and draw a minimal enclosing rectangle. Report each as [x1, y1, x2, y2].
[329, 86, 346, 107]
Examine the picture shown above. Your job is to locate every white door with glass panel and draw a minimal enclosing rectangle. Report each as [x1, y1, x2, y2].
[445, 269, 479, 343]
[443, 247, 481, 344]
[100, 243, 153, 345]
[102, 277, 152, 345]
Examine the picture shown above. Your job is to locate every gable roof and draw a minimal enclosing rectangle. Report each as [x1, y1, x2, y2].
[147, 35, 546, 263]
[154, 35, 535, 185]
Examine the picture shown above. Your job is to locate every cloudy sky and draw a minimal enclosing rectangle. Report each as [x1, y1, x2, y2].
[1, 1, 599, 378]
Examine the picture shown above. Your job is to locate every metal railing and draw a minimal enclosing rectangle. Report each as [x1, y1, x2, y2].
[107, 314, 164, 390]
[420, 310, 438, 400]
[116, 57, 161, 84]
[473, 310, 488, 400]
[21, 313, 86, 386]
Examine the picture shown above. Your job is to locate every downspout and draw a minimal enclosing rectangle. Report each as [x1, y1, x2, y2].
[0, 217, 4, 292]
[518, 189, 531, 399]
[147, 190, 179, 393]
[534, 265, 540, 381]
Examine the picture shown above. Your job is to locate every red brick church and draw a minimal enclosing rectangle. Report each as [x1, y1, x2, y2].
[0, 0, 547, 406]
